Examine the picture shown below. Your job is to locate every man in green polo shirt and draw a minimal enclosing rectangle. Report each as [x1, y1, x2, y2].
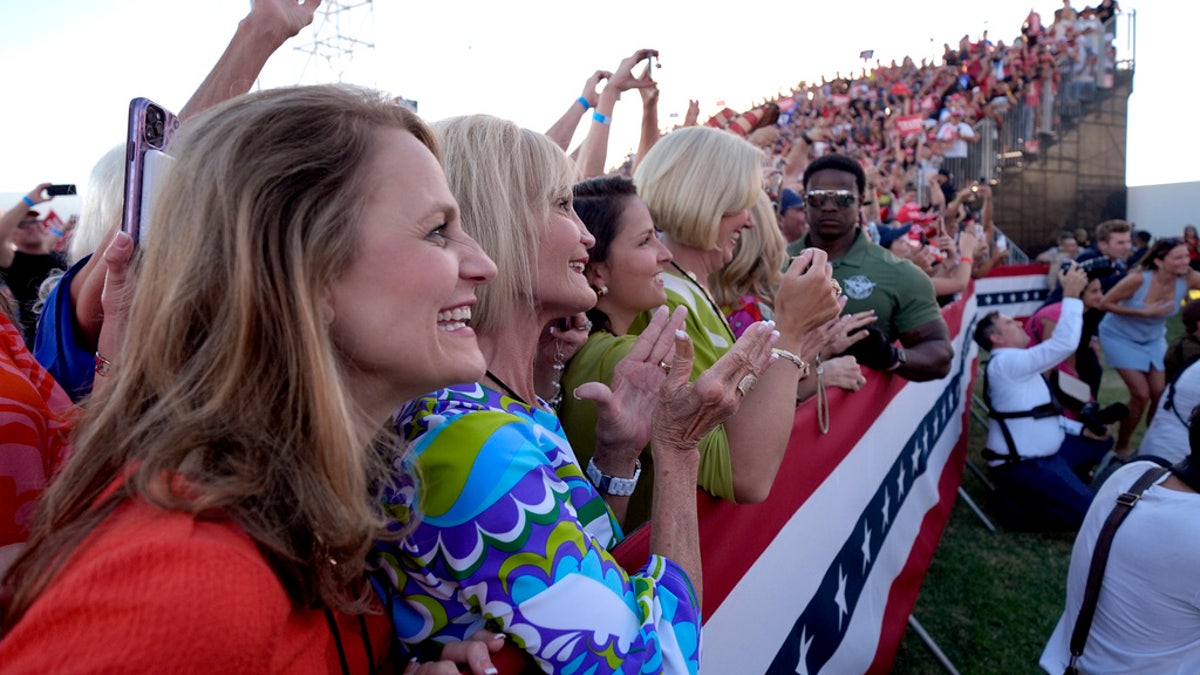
[795, 154, 952, 382]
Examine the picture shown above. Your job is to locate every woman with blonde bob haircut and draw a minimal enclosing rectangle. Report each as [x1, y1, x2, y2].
[1, 84, 504, 673]
[373, 114, 781, 674]
[627, 126, 843, 505]
[635, 126, 762, 250]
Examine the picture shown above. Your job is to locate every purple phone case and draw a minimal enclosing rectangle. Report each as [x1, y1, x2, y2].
[121, 97, 179, 245]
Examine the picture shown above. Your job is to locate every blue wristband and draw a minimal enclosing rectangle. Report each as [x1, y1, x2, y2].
[22, 195, 35, 208]
[592, 110, 610, 125]
[51, 228, 64, 237]
[576, 96, 591, 111]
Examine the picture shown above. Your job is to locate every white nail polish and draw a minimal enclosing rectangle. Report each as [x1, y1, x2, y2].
[675, 329, 689, 339]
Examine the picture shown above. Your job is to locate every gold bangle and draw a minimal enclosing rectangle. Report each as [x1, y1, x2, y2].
[772, 348, 810, 379]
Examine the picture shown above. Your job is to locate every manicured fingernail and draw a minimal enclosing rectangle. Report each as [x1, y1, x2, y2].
[771, 330, 781, 339]
[675, 329, 689, 340]
[766, 320, 776, 328]
[484, 669, 499, 675]
[573, 387, 582, 400]
[492, 634, 507, 642]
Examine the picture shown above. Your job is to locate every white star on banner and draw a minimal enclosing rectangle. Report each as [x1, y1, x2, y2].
[861, 521, 872, 573]
[882, 489, 891, 529]
[795, 626, 814, 675]
[834, 566, 849, 630]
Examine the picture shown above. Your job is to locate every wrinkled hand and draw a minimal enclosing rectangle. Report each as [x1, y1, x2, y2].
[575, 306, 686, 461]
[581, 69, 612, 108]
[608, 48, 659, 94]
[248, 0, 321, 41]
[818, 356, 868, 392]
[652, 320, 778, 453]
[773, 248, 841, 346]
[404, 629, 508, 675]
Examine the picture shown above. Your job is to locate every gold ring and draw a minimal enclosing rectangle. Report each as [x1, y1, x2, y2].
[830, 278, 842, 297]
[658, 360, 672, 374]
[737, 374, 757, 396]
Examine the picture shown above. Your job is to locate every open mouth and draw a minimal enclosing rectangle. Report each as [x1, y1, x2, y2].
[437, 306, 472, 332]
[568, 259, 588, 274]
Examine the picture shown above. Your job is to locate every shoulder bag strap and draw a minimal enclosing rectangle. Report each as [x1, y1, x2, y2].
[1064, 465, 1171, 674]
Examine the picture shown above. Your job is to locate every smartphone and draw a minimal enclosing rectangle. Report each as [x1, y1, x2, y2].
[46, 184, 77, 196]
[122, 97, 180, 246]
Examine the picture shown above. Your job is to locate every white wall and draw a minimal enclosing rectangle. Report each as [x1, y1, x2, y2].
[1128, 181, 1200, 238]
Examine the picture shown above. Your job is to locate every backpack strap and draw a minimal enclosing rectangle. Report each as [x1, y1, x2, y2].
[982, 358, 1062, 463]
[1064, 464, 1171, 674]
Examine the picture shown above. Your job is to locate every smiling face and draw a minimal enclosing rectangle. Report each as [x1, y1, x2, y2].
[327, 128, 496, 408]
[716, 207, 754, 264]
[533, 189, 597, 319]
[1162, 244, 1192, 276]
[588, 196, 672, 328]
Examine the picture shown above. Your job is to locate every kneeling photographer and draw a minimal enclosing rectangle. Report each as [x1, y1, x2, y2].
[974, 263, 1115, 530]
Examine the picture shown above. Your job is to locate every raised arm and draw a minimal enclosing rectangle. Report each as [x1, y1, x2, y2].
[544, 70, 609, 152]
[631, 65, 661, 174]
[576, 49, 658, 179]
[719, 248, 841, 502]
[1099, 272, 1172, 318]
[0, 186, 51, 268]
[179, 0, 321, 120]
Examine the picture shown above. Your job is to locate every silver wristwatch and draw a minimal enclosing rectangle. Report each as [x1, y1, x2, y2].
[585, 458, 642, 496]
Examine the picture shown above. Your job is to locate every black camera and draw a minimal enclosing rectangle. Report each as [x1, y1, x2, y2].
[1061, 256, 1114, 281]
[1077, 401, 1128, 437]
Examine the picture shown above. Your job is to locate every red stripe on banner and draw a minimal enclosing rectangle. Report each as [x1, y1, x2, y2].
[866, 368, 974, 674]
[984, 262, 1049, 278]
[612, 293, 972, 619]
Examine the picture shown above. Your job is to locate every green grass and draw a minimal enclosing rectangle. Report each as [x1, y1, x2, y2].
[890, 313, 1184, 673]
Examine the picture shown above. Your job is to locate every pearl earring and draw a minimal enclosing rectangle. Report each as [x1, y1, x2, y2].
[596, 285, 608, 297]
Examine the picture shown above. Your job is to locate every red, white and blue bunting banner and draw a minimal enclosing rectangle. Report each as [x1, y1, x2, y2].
[613, 290, 980, 673]
[973, 263, 1050, 321]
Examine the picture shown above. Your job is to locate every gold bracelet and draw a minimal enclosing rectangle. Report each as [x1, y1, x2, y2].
[772, 348, 810, 379]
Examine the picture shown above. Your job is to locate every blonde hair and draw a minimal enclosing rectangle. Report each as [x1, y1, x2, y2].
[710, 191, 786, 309]
[433, 115, 579, 335]
[70, 144, 126, 264]
[4, 84, 436, 625]
[633, 126, 763, 249]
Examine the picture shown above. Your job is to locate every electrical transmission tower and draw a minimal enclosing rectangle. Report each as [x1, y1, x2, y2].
[291, 0, 376, 85]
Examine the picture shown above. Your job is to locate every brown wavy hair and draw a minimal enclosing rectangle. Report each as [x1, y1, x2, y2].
[2, 84, 437, 628]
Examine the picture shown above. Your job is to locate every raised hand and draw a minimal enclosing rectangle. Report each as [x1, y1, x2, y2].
[652, 320, 778, 451]
[608, 49, 659, 93]
[581, 69, 612, 109]
[249, 0, 322, 42]
[773, 248, 842, 348]
[575, 306, 687, 459]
